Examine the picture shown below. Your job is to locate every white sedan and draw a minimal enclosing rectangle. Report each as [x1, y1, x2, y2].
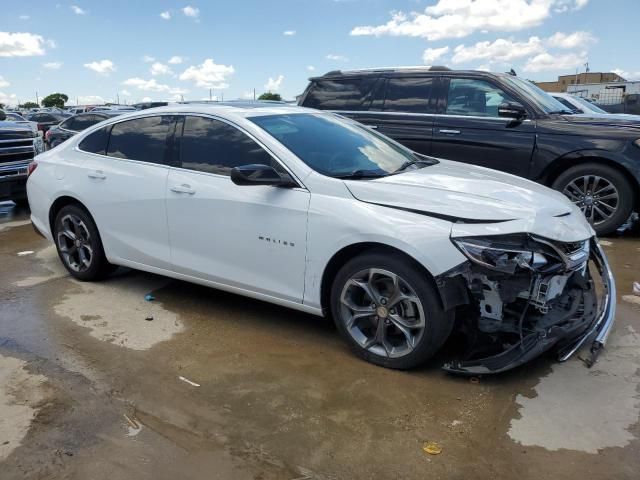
[26, 103, 616, 374]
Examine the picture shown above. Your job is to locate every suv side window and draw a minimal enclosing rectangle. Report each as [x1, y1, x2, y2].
[446, 78, 517, 117]
[304, 78, 377, 110]
[383, 77, 434, 113]
[180, 116, 275, 176]
[60, 117, 75, 130]
[107, 115, 174, 164]
[78, 126, 111, 155]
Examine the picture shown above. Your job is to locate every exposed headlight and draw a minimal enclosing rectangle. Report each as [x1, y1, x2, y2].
[452, 236, 549, 274]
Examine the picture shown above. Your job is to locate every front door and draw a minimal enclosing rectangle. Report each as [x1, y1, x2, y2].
[166, 115, 310, 303]
[431, 77, 536, 177]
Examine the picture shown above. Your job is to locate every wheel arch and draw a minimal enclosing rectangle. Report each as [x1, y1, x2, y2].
[48, 195, 95, 236]
[319, 242, 444, 317]
[540, 153, 640, 210]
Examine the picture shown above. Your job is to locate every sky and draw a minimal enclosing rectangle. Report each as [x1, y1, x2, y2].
[1, 0, 639, 106]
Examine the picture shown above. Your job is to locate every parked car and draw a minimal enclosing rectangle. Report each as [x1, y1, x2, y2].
[46, 111, 125, 147]
[550, 93, 640, 121]
[0, 111, 45, 203]
[26, 111, 71, 139]
[298, 67, 640, 235]
[3, 111, 40, 136]
[26, 104, 615, 374]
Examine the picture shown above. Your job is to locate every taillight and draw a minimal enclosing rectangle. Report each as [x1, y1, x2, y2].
[27, 162, 38, 177]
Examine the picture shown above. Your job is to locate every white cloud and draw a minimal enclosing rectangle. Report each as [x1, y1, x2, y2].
[452, 37, 544, 64]
[160, 11, 171, 20]
[553, 0, 588, 12]
[150, 62, 173, 76]
[307, 65, 316, 71]
[611, 69, 640, 81]
[141, 96, 153, 102]
[0, 91, 19, 105]
[182, 6, 200, 18]
[120, 89, 132, 96]
[142, 55, 155, 63]
[83, 59, 116, 75]
[179, 58, 234, 88]
[0, 32, 47, 57]
[19, 15, 30, 20]
[70, 5, 86, 15]
[283, 30, 296, 36]
[350, 0, 587, 41]
[168, 56, 184, 64]
[546, 31, 596, 49]
[122, 77, 187, 95]
[523, 51, 587, 72]
[0, 76, 9, 88]
[78, 95, 106, 104]
[422, 46, 450, 64]
[326, 53, 348, 61]
[43, 61, 62, 69]
[265, 75, 284, 92]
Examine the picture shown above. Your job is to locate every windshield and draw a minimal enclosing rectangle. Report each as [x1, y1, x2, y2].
[569, 95, 608, 114]
[250, 113, 422, 178]
[501, 75, 572, 114]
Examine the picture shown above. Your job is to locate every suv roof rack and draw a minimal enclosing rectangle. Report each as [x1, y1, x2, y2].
[320, 65, 453, 77]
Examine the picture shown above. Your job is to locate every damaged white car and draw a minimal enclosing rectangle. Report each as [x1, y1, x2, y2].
[26, 104, 615, 374]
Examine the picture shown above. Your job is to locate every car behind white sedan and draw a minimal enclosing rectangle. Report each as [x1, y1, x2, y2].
[26, 103, 616, 374]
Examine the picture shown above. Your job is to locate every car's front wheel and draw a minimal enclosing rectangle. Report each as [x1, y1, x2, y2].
[53, 204, 116, 281]
[552, 163, 634, 236]
[330, 250, 453, 369]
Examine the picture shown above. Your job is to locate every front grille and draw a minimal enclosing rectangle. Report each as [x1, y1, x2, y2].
[0, 136, 36, 167]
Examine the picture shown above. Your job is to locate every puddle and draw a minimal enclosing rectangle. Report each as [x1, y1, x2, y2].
[53, 273, 184, 350]
[508, 325, 640, 453]
[0, 354, 50, 462]
[13, 245, 68, 288]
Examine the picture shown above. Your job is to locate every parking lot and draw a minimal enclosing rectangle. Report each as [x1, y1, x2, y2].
[0, 202, 637, 479]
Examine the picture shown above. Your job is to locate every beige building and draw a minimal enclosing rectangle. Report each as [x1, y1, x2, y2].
[536, 72, 626, 93]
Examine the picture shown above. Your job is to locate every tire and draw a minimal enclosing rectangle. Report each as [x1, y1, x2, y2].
[551, 163, 634, 236]
[53, 204, 116, 281]
[330, 250, 454, 370]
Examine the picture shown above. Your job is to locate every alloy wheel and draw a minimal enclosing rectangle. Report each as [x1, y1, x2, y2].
[56, 214, 94, 273]
[562, 175, 619, 226]
[339, 268, 426, 358]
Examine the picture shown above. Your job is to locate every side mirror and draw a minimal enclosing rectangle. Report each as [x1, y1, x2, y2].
[498, 101, 526, 120]
[231, 164, 297, 187]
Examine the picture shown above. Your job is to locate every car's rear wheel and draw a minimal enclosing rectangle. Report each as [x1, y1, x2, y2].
[53, 205, 116, 281]
[330, 250, 453, 369]
[552, 163, 634, 236]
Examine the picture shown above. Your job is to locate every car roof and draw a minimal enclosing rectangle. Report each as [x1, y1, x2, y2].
[310, 66, 508, 81]
[116, 102, 318, 120]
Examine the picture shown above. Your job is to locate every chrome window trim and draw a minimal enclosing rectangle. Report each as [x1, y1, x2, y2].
[330, 109, 532, 123]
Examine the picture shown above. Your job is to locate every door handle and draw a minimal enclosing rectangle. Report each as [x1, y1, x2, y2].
[438, 129, 461, 135]
[170, 184, 196, 195]
[87, 170, 106, 179]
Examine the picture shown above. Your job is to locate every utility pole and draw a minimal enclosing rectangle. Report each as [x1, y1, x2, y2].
[116, 93, 120, 105]
[209, 88, 212, 101]
[253, 88, 256, 101]
[221, 91, 224, 102]
[36, 91, 39, 105]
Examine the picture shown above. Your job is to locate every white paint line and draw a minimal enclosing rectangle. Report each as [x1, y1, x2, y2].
[179, 376, 201, 387]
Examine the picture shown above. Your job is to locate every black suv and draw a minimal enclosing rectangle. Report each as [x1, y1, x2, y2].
[298, 67, 640, 235]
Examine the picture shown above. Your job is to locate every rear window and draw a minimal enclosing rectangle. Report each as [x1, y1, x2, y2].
[303, 78, 377, 111]
[78, 126, 110, 155]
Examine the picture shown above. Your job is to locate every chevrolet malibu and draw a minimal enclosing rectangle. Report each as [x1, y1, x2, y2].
[26, 103, 616, 374]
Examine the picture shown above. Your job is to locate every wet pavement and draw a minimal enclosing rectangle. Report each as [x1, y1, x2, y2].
[1, 201, 639, 479]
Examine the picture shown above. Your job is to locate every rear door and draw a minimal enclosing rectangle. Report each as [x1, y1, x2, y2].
[78, 115, 177, 269]
[431, 77, 536, 176]
[166, 115, 310, 303]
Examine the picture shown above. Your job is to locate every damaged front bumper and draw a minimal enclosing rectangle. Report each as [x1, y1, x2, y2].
[437, 237, 616, 375]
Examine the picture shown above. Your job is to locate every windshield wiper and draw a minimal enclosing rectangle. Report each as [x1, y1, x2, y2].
[333, 169, 388, 180]
[393, 157, 437, 174]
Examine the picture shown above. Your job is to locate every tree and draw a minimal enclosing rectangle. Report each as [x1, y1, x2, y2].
[0, 103, 5, 110]
[258, 92, 282, 101]
[19, 102, 39, 109]
[41, 93, 69, 108]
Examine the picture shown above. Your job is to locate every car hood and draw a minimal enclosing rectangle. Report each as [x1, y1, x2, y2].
[344, 159, 593, 242]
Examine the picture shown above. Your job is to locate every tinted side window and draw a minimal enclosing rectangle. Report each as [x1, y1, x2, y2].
[445, 78, 517, 117]
[78, 126, 110, 155]
[60, 118, 75, 130]
[70, 115, 98, 131]
[304, 78, 377, 110]
[180, 116, 274, 176]
[383, 77, 433, 113]
[107, 116, 174, 164]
